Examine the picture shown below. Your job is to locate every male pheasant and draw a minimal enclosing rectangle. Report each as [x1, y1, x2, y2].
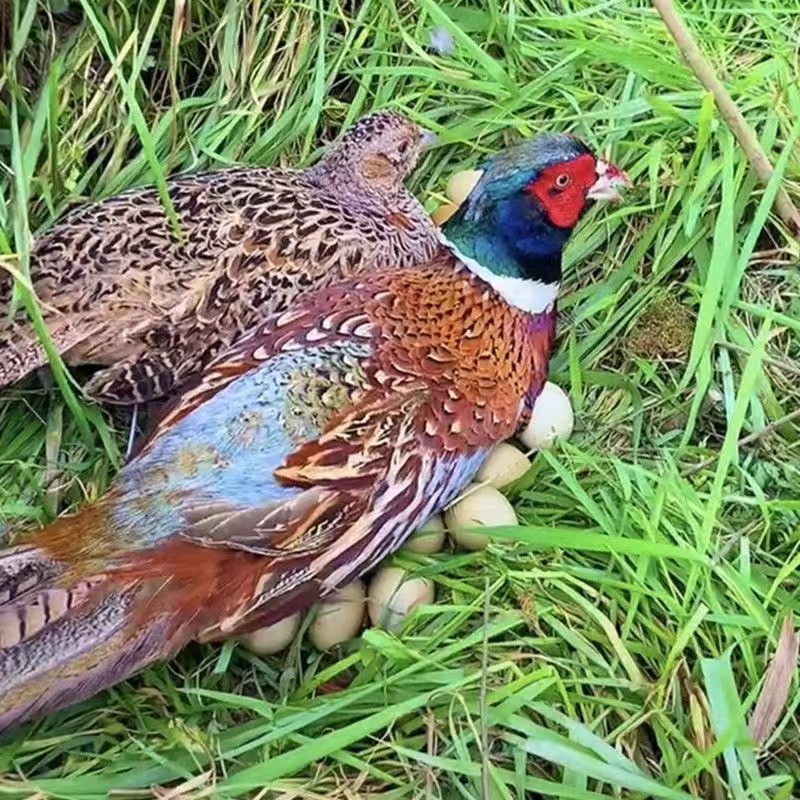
[0, 111, 439, 403]
[0, 133, 629, 733]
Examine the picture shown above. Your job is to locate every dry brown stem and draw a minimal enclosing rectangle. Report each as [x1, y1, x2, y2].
[653, 0, 800, 237]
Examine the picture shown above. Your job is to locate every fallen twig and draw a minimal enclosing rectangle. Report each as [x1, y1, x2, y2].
[653, 0, 800, 237]
[683, 407, 800, 478]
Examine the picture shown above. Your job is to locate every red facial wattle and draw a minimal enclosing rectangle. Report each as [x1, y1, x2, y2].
[525, 153, 629, 230]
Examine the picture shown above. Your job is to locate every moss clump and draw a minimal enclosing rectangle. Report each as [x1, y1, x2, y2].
[627, 292, 695, 360]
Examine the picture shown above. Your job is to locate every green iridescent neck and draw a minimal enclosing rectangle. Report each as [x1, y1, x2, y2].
[442, 199, 567, 286]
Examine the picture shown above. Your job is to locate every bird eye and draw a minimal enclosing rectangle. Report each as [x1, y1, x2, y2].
[555, 173, 571, 189]
[397, 141, 410, 155]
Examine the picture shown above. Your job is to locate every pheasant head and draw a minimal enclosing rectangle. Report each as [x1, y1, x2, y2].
[442, 133, 630, 313]
[312, 110, 436, 196]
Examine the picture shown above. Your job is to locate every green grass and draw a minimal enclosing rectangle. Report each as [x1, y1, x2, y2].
[1, 0, 800, 797]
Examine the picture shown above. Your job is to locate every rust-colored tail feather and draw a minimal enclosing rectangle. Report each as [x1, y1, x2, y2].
[0, 501, 314, 735]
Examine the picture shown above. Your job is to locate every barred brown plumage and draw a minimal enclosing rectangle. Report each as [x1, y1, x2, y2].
[0, 111, 439, 403]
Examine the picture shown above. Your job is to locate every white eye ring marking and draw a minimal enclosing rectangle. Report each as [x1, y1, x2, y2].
[555, 173, 571, 188]
[596, 159, 609, 176]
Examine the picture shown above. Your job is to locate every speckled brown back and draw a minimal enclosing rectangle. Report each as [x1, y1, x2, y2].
[0, 111, 441, 403]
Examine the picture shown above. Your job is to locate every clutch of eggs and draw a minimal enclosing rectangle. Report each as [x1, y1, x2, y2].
[237, 382, 573, 656]
[237, 570, 434, 655]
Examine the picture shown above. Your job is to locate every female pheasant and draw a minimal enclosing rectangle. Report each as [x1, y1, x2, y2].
[0, 111, 439, 404]
[0, 133, 629, 732]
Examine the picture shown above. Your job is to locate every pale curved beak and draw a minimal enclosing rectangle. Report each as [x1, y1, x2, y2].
[587, 159, 632, 201]
[418, 128, 438, 150]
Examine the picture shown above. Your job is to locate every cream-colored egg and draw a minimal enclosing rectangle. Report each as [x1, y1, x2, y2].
[517, 382, 574, 451]
[308, 580, 365, 650]
[431, 202, 459, 226]
[475, 442, 531, 489]
[445, 169, 483, 205]
[444, 483, 518, 551]
[403, 514, 447, 554]
[367, 567, 434, 632]
[237, 612, 301, 655]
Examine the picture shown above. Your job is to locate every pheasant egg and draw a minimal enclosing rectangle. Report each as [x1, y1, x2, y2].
[367, 567, 434, 632]
[475, 442, 531, 489]
[308, 580, 365, 650]
[444, 483, 518, 551]
[517, 382, 574, 451]
[445, 169, 483, 205]
[431, 202, 459, 226]
[238, 612, 301, 655]
[403, 514, 447, 554]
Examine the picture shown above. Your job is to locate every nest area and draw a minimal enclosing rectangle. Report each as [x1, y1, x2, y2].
[627, 292, 695, 361]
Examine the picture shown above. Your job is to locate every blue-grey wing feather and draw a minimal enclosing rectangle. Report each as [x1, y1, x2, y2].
[109, 343, 372, 546]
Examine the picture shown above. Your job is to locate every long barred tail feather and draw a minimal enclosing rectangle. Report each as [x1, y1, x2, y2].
[0, 546, 63, 606]
[0, 541, 186, 735]
[0, 585, 178, 734]
[0, 524, 262, 734]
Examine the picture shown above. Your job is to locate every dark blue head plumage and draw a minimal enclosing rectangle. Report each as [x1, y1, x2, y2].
[442, 133, 627, 289]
